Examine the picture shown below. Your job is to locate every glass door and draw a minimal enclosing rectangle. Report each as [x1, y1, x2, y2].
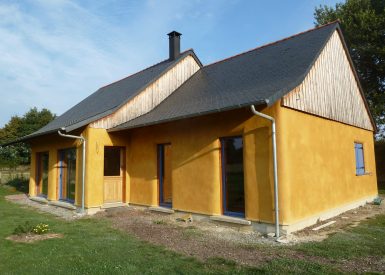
[221, 136, 245, 217]
[58, 148, 77, 202]
[36, 152, 49, 197]
[158, 144, 172, 207]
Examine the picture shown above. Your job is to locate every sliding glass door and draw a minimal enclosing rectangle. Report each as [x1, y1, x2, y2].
[58, 148, 77, 202]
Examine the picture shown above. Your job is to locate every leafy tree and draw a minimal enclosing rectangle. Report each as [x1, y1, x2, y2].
[314, 0, 385, 139]
[0, 108, 55, 167]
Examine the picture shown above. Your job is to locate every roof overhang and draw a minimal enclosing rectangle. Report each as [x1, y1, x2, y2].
[108, 99, 267, 132]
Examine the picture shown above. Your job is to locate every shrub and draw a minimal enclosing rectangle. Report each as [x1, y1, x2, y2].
[13, 221, 49, 235]
[5, 177, 29, 193]
[13, 221, 33, 235]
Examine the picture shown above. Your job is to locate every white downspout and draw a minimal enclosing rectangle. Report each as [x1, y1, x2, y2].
[250, 105, 280, 238]
[58, 128, 86, 214]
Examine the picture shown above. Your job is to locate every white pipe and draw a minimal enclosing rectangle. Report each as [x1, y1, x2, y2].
[58, 128, 86, 213]
[250, 105, 280, 238]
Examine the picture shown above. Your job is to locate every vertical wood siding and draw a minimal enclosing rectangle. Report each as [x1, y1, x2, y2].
[90, 55, 200, 129]
[282, 31, 373, 131]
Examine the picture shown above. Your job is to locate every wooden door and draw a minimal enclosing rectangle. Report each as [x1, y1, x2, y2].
[103, 147, 124, 203]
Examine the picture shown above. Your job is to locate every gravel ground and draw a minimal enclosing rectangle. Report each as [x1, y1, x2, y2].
[5, 193, 82, 220]
[96, 195, 385, 268]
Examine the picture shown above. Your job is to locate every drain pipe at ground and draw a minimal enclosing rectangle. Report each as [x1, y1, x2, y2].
[58, 128, 86, 214]
[250, 105, 280, 238]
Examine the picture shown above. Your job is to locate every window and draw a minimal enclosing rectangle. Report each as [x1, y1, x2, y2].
[104, 147, 121, 176]
[354, 143, 365, 175]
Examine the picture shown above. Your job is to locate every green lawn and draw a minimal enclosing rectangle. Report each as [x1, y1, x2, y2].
[0, 187, 261, 275]
[1, 186, 384, 274]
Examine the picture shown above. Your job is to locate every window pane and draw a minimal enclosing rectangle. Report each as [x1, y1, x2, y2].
[222, 137, 245, 214]
[104, 147, 121, 176]
[67, 149, 76, 201]
[162, 144, 172, 204]
[37, 152, 49, 196]
[158, 144, 172, 206]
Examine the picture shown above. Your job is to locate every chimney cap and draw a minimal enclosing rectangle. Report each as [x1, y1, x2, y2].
[167, 31, 182, 37]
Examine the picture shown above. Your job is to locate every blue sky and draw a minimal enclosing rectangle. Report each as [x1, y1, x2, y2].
[0, 0, 341, 127]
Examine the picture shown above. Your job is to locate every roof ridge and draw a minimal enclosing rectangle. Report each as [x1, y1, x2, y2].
[99, 49, 193, 90]
[204, 20, 340, 68]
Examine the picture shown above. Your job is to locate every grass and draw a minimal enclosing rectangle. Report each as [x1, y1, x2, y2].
[295, 215, 385, 260]
[0, 187, 260, 275]
[1, 186, 385, 274]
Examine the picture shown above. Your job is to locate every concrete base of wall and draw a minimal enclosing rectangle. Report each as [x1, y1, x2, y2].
[210, 215, 252, 225]
[49, 200, 77, 210]
[30, 196, 49, 204]
[101, 202, 127, 209]
[149, 206, 175, 214]
[281, 195, 377, 234]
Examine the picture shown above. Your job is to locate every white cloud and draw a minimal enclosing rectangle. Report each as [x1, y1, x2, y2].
[0, 0, 232, 126]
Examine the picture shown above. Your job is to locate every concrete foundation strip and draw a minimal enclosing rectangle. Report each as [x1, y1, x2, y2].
[312, 221, 336, 231]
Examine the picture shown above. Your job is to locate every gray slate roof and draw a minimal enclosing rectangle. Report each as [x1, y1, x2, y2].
[12, 22, 349, 144]
[110, 22, 339, 131]
[23, 50, 201, 140]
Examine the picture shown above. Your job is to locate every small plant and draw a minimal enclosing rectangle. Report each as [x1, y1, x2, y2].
[13, 221, 49, 235]
[32, 223, 49, 235]
[153, 220, 166, 225]
[13, 221, 33, 235]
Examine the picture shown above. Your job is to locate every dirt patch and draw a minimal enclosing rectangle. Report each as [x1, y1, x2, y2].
[6, 233, 63, 243]
[96, 196, 385, 271]
[337, 256, 385, 274]
[97, 208, 280, 266]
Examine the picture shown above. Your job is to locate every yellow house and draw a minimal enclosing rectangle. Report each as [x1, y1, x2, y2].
[17, 22, 378, 235]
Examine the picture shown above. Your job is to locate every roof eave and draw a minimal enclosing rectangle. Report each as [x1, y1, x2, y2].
[108, 99, 267, 132]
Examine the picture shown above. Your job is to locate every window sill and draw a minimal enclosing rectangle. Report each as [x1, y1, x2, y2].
[210, 215, 251, 225]
[356, 172, 372, 176]
[149, 206, 175, 214]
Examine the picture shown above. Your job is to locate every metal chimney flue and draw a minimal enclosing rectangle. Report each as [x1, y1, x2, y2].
[168, 31, 181, 61]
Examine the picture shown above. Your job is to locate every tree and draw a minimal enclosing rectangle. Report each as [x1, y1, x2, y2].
[314, 0, 385, 139]
[0, 108, 55, 167]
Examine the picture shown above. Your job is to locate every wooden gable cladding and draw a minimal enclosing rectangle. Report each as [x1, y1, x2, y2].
[282, 31, 374, 131]
[90, 55, 200, 129]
